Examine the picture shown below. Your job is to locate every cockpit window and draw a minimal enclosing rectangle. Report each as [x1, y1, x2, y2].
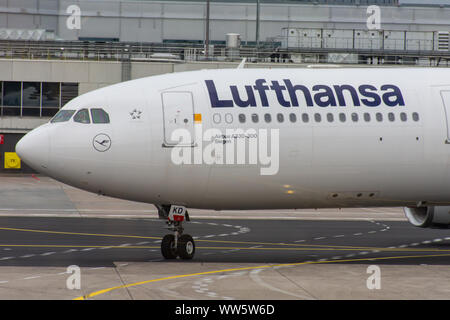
[50, 110, 76, 123]
[91, 108, 110, 124]
[73, 108, 91, 124]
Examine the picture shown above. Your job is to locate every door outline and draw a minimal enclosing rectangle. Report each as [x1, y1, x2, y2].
[440, 90, 450, 144]
[161, 91, 195, 147]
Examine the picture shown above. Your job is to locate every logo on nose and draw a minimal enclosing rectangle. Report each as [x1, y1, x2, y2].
[93, 133, 111, 152]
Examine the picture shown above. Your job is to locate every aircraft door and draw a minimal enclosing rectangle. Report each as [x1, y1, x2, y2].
[161, 91, 195, 147]
[440, 90, 450, 144]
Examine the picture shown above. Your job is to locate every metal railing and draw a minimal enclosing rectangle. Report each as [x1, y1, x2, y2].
[0, 39, 449, 66]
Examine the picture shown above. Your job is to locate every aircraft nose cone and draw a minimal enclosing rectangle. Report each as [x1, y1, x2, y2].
[16, 126, 49, 171]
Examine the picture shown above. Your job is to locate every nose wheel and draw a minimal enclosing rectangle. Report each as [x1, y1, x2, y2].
[159, 205, 195, 260]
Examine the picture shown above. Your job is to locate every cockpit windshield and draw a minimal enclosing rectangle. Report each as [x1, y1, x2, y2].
[50, 110, 76, 123]
[91, 108, 110, 124]
[73, 109, 91, 124]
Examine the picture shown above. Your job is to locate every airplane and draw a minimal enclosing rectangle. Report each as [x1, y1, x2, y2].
[15, 67, 450, 260]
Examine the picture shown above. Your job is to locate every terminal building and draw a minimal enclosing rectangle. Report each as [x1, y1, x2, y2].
[0, 0, 449, 172]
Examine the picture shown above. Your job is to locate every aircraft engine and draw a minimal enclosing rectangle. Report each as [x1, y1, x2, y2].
[404, 206, 450, 229]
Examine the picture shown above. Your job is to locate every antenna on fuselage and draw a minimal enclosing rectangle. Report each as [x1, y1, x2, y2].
[237, 58, 246, 69]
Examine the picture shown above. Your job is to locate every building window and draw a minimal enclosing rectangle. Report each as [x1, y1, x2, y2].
[61, 82, 78, 106]
[0, 81, 78, 118]
[22, 82, 41, 117]
[42, 82, 60, 117]
[3, 81, 21, 116]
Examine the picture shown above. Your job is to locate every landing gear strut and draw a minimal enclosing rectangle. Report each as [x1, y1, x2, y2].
[157, 205, 195, 260]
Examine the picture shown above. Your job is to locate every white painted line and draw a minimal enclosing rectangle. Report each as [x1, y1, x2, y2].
[40, 252, 55, 256]
[63, 249, 77, 253]
[23, 276, 41, 280]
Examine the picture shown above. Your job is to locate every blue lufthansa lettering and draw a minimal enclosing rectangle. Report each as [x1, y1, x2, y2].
[205, 79, 405, 108]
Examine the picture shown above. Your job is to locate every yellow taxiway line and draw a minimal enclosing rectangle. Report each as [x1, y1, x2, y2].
[74, 252, 450, 300]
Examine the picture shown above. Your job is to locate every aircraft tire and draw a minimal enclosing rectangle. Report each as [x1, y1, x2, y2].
[177, 234, 195, 260]
[161, 234, 178, 259]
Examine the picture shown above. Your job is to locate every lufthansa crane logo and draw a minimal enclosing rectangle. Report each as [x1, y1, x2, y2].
[93, 133, 111, 152]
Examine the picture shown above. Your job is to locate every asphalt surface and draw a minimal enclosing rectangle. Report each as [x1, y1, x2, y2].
[1, 175, 450, 300]
[0, 216, 450, 268]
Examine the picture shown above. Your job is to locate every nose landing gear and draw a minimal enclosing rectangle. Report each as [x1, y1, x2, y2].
[158, 205, 195, 260]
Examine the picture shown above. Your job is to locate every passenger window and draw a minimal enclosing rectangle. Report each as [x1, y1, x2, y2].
[91, 108, 110, 124]
[400, 112, 407, 122]
[364, 113, 371, 122]
[302, 114, 309, 123]
[339, 113, 346, 122]
[314, 113, 321, 123]
[264, 113, 272, 123]
[289, 113, 297, 123]
[238, 114, 246, 123]
[388, 112, 395, 122]
[327, 113, 334, 122]
[51, 109, 76, 123]
[225, 113, 233, 124]
[376, 113, 383, 122]
[277, 113, 284, 123]
[412, 112, 419, 122]
[351, 113, 358, 122]
[213, 113, 221, 124]
[251, 113, 259, 123]
[73, 108, 90, 124]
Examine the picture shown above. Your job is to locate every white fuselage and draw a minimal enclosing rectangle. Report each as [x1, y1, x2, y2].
[16, 68, 450, 210]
